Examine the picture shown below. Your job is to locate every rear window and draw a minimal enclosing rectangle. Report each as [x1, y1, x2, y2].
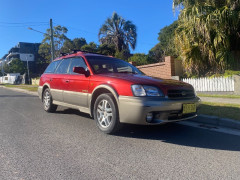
[44, 60, 62, 74]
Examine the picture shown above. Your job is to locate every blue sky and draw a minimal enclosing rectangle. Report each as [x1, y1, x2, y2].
[0, 0, 178, 58]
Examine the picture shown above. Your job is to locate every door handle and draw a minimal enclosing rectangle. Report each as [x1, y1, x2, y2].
[50, 78, 52, 82]
[65, 80, 69, 83]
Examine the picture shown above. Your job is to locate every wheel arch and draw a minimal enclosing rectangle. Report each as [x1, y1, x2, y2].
[90, 85, 119, 117]
[42, 83, 51, 101]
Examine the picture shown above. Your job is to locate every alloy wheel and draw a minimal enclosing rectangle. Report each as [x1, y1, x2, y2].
[97, 99, 113, 128]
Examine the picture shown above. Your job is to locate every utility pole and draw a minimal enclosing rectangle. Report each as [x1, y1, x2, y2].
[50, 19, 55, 62]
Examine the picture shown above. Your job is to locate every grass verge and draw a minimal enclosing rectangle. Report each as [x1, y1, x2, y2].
[198, 102, 240, 121]
[3, 84, 38, 92]
[197, 94, 240, 99]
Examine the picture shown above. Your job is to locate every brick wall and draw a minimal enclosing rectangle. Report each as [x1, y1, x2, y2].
[133, 56, 178, 79]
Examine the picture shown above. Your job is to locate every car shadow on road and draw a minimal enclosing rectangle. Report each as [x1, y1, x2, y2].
[114, 123, 240, 151]
[55, 108, 92, 119]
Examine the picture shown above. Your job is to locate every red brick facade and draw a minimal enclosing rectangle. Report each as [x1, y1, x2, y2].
[132, 56, 178, 79]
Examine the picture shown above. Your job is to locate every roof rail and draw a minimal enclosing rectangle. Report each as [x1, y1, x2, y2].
[59, 50, 107, 57]
[73, 50, 103, 55]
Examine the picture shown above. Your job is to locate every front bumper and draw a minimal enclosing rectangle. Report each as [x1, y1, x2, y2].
[118, 96, 201, 125]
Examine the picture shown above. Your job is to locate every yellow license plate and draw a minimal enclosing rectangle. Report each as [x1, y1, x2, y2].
[182, 104, 196, 114]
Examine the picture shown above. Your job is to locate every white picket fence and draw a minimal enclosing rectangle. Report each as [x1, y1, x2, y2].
[182, 77, 234, 92]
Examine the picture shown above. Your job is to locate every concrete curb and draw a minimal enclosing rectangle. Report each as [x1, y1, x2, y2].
[0, 86, 38, 96]
[190, 114, 240, 131]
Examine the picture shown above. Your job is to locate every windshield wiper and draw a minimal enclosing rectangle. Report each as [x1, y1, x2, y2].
[117, 71, 137, 74]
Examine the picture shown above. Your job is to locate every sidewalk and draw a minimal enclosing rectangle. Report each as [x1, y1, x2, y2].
[191, 96, 240, 131]
[0, 85, 38, 96]
[200, 97, 240, 105]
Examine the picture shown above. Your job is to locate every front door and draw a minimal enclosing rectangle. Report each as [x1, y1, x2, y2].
[63, 57, 90, 107]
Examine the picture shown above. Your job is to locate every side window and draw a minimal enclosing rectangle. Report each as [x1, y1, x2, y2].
[69, 57, 87, 74]
[44, 60, 62, 74]
[55, 59, 71, 74]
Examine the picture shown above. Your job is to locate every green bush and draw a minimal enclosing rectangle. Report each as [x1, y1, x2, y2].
[224, 70, 240, 77]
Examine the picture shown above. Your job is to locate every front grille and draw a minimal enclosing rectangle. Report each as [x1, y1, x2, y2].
[167, 89, 195, 99]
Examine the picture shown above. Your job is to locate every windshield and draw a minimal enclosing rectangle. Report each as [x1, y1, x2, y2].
[86, 56, 143, 75]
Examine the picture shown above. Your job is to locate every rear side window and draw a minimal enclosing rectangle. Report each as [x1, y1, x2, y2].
[55, 59, 71, 74]
[44, 60, 62, 74]
[69, 57, 87, 74]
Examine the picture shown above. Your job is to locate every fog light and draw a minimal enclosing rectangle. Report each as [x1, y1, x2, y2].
[146, 113, 153, 123]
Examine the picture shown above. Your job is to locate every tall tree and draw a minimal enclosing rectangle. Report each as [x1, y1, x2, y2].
[149, 21, 179, 62]
[39, 25, 69, 62]
[173, 0, 240, 75]
[128, 53, 153, 66]
[98, 12, 137, 54]
[148, 44, 163, 62]
[4, 58, 26, 74]
[97, 44, 116, 56]
[73, 38, 87, 50]
[61, 38, 87, 53]
[81, 42, 98, 53]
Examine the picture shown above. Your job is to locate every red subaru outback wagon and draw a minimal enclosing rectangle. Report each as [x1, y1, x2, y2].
[38, 51, 200, 134]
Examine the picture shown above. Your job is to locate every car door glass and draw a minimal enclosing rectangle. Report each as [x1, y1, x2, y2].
[44, 60, 62, 74]
[69, 57, 87, 74]
[55, 59, 71, 74]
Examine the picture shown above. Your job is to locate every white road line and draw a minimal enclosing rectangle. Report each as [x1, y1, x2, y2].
[178, 121, 240, 136]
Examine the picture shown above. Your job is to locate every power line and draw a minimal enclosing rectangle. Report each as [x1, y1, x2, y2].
[0, 21, 48, 24]
[0, 21, 48, 28]
[53, 22, 96, 35]
[0, 24, 49, 28]
[52, 22, 156, 46]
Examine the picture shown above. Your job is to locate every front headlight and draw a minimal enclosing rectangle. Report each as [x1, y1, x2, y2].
[131, 85, 164, 97]
[131, 85, 146, 96]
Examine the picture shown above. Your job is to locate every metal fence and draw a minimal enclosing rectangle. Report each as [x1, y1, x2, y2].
[182, 77, 234, 92]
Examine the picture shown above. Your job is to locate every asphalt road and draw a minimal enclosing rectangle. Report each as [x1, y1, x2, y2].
[0, 87, 240, 180]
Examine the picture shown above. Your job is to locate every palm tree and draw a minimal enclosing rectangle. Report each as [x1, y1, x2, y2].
[98, 12, 137, 53]
[173, 0, 240, 75]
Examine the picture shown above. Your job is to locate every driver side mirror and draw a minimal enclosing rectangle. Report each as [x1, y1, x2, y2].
[73, 67, 89, 76]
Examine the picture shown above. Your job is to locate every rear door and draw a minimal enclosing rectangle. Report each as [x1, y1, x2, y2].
[63, 57, 90, 107]
[51, 58, 71, 102]
[43, 60, 62, 100]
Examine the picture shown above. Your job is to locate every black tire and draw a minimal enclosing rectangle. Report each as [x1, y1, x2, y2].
[93, 93, 121, 134]
[42, 88, 57, 113]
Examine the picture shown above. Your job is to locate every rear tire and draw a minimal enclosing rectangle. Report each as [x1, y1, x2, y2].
[94, 93, 121, 134]
[43, 88, 57, 113]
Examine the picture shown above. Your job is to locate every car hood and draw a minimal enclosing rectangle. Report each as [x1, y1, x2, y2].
[98, 73, 193, 91]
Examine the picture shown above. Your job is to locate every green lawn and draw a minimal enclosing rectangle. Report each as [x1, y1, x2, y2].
[3, 84, 38, 92]
[198, 102, 240, 121]
[197, 94, 240, 99]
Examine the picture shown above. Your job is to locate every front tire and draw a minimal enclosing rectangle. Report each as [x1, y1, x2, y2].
[43, 88, 57, 113]
[94, 93, 121, 134]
